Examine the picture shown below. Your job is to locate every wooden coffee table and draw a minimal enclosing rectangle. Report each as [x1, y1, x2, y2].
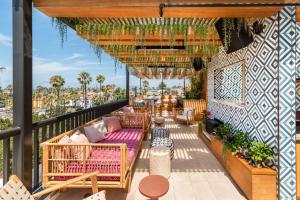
[139, 175, 169, 200]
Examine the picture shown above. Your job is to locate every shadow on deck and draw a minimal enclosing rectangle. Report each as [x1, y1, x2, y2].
[55, 112, 246, 200]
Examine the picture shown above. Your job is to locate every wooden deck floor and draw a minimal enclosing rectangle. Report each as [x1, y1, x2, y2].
[55, 112, 246, 200]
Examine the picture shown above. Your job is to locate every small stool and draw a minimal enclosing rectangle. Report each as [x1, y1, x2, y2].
[139, 175, 169, 200]
[154, 117, 165, 127]
[150, 147, 171, 178]
[151, 137, 174, 159]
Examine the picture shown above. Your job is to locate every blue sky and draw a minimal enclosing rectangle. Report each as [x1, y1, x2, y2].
[0, 0, 185, 89]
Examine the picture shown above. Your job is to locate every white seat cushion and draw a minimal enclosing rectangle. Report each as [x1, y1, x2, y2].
[183, 107, 194, 118]
[176, 115, 192, 121]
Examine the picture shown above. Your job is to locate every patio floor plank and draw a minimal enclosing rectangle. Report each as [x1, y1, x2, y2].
[55, 112, 246, 200]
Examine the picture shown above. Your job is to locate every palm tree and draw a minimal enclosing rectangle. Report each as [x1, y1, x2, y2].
[142, 80, 149, 95]
[49, 75, 65, 104]
[77, 72, 92, 108]
[96, 74, 105, 92]
[34, 85, 46, 109]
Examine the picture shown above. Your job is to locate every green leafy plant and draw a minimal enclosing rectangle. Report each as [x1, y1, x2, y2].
[232, 130, 251, 158]
[249, 141, 273, 168]
[216, 123, 233, 141]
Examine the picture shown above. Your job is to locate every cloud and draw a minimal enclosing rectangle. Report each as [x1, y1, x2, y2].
[33, 56, 82, 73]
[74, 60, 100, 66]
[64, 53, 83, 61]
[0, 33, 12, 47]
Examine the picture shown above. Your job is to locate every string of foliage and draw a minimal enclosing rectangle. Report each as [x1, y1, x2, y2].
[132, 66, 194, 79]
[51, 17, 220, 70]
[222, 18, 242, 52]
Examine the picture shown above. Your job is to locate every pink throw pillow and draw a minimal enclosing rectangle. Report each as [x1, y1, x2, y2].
[103, 116, 122, 133]
[122, 106, 135, 113]
[70, 133, 91, 160]
[84, 121, 107, 143]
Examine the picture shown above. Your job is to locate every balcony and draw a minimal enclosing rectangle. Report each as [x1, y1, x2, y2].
[0, 1, 300, 200]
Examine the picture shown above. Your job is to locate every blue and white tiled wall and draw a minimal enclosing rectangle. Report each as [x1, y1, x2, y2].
[207, 7, 298, 200]
[296, 22, 300, 111]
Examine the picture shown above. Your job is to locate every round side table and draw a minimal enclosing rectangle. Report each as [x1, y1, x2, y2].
[139, 175, 169, 200]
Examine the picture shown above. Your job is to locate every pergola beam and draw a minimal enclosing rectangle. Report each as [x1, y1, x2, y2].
[32, 0, 289, 18]
[123, 61, 192, 64]
[90, 40, 221, 46]
[78, 34, 221, 41]
[33, 6, 282, 18]
[104, 52, 205, 57]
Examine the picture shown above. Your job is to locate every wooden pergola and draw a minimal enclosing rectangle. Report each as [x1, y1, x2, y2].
[33, 0, 300, 79]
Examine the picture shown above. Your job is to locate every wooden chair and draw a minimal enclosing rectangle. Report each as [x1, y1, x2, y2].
[173, 107, 195, 125]
[0, 172, 106, 200]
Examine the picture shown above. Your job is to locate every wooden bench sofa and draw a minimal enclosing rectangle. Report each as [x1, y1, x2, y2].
[41, 113, 146, 192]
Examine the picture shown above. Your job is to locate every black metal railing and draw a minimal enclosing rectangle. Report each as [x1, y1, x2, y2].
[31, 99, 128, 190]
[0, 127, 21, 184]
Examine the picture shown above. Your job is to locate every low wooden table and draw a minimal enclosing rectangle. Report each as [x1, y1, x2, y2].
[139, 175, 169, 200]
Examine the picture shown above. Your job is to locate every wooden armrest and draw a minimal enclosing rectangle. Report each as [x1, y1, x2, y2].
[32, 172, 99, 198]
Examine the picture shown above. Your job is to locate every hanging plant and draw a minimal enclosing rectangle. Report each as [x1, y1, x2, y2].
[222, 18, 242, 52]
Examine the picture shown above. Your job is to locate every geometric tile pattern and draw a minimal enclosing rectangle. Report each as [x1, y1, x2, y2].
[208, 6, 298, 200]
[296, 22, 300, 79]
[297, 23, 300, 111]
[278, 6, 297, 200]
[214, 62, 243, 103]
[208, 15, 279, 149]
[297, 83, 300, 111]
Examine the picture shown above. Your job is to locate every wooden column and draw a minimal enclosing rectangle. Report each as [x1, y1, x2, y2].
[126, 65, 130, 102]
[12, 0, 33, 190]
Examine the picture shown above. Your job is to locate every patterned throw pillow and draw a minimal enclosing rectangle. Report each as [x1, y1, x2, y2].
[151, 128, 170, 142]
[103, 116, 122, 133]
[84, 121, 107, 143]
[151, 137, 174, 159]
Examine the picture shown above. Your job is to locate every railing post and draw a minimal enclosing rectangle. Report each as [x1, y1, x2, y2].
[126, 65, 130, 102]
[12, 0, 32, 190]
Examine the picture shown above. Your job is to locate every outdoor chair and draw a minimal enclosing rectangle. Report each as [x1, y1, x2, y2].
[173, 107, 195, 125]
[0, 172, 106, 200]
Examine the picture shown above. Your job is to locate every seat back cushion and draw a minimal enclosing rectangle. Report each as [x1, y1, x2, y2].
[70, 132, 91, 160]
[84, 121, 107, 143]
[183, 107, 194, 117]
[103, 116, 122, 133]
[122, 106, 135, 113]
